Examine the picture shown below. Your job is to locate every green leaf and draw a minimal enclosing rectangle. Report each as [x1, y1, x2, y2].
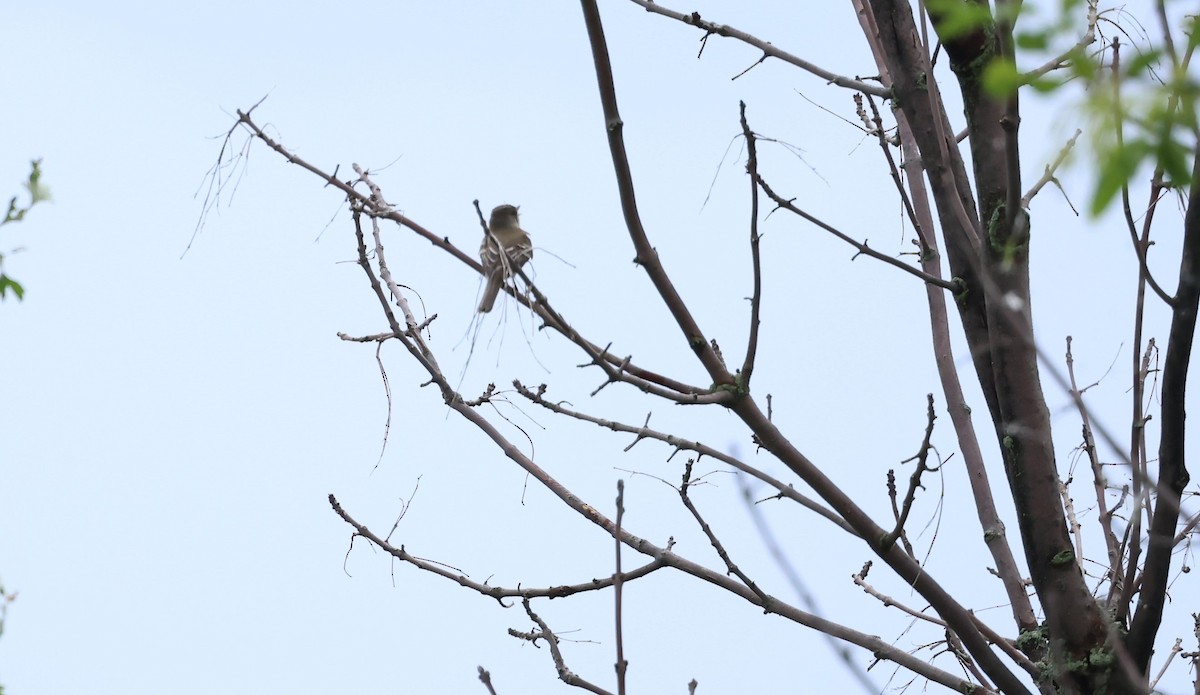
[3, 196, 19, 225]
[1091, 140, 1152, 216]
[0, 274, 25, 301]
[24, 159, 51, 204]
[1028, 74, 1067, 93]
[1124, 49, 1163, 77]
[1156, 135, 1192, 186]
[2, 160, 49, 226]
[927, 0, 994, 40]
[1067, 46, 1099, 82]
[1187, 14, 1200, 53]
[1016, 30, 1051, 50]
[983, 58, 1022, 96]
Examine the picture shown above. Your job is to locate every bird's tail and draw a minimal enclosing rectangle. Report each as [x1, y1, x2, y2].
[477, 273, 503, 313]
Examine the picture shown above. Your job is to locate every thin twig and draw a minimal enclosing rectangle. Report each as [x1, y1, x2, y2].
[755, 174, 957, 290]
[513, 380, 856, 535]
[882, 394, 940, 551]
[1022, 0, 1101, 81]
[624, 0, 890, 98]
[1112, 38, 1177, 308]
[735, 471, 880, 694]
[230, 110, 717, 404]
[885, 470, 917, 559]
[521, 599, 616, 695]
[1147, 638, 1183, 691]
[329, 494, 667, 601]
[1021, 129, 1082, 209]
[679, 461, 771, 606]
[853, 561, 946, 627]
[862, 92, 931, 254]
[1064, 336, 1123, 587]
[613, 481, 628, 695]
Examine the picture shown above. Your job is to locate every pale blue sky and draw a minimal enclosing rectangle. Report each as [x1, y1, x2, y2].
[2, 2, 1195, 694]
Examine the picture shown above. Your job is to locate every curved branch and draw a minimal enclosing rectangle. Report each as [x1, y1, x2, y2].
[1112, 39, 1178, 308]
[330, 494, 668, 601]
[580, 0, 740, 389]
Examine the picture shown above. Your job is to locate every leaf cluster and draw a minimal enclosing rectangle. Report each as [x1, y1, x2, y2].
[1, 159, 51, 301]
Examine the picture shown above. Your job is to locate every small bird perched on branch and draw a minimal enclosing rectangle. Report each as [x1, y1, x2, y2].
[478, 204, 533, 313]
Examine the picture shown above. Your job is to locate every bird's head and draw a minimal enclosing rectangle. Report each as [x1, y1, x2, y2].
[489, 204, 521, 229]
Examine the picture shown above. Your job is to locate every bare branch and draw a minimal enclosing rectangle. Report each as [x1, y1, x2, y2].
[1022, 0, 1101, 82]
[1112, 39, 1178, 308]
[846, 34, 1038, 633]
[613, 481, 628, 695]
[520, 599, 616, 695]
[512, 380, 857, 536]
[1116, 343, 1157, 617]
[852, 561, 946, 628]
[232, 109, 718, 405]
[881, 394, 940, 551]
[1059, 476, 1085, 572]
[885, 470, 917, 559]
[853, 561, 1037, 678]
[1064, 336, 1123, 586]
[754, 174, 957, 290]
[331, 493, 671, 602]
[861, 92, 931, 254]
[624, 0, 890, 98]
[1021, 129, 1082, 209]
[678, 460, 770, 605]
[1126, 131, 1200, 671]
[1148, 638, 1183, 691]
[580, 0, 734, 389]
[739, 102, 763, 388]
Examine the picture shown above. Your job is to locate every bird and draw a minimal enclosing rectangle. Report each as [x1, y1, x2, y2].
[477, 204, 533, 313]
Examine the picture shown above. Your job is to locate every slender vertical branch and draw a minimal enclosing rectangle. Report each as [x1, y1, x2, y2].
[881, 394, 939, 551]
[1064, 337, 1122, 584]
[852, 0, 1037, 641]
[738, 101, 763, 387]
[1126, 141, 1200, 669]
[994, 0, 1024, 240]
[613, 481, 628, 695]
